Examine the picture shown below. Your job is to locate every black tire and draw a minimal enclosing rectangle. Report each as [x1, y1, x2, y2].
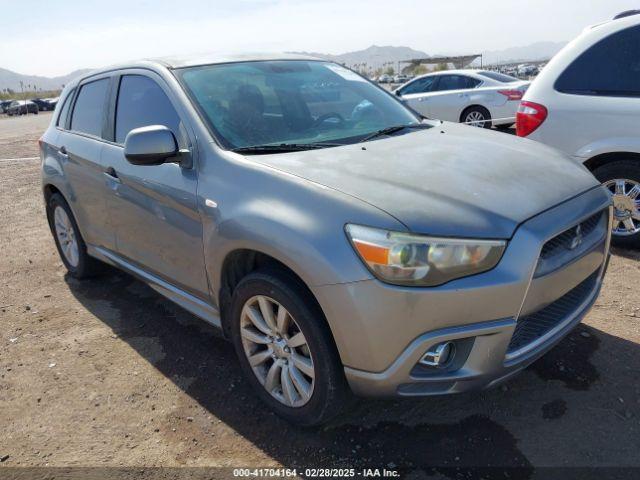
[46, 193, 103, 278]
[592, 160, 640, 249]
[461, 105, 492, 129]
[229, 269, 352, 426]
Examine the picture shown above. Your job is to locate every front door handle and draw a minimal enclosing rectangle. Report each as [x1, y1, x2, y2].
[58, 146, 68, 157]
[104, 166, 120, 182]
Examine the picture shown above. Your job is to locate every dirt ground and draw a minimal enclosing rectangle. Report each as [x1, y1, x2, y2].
[1, 113, 639, 478]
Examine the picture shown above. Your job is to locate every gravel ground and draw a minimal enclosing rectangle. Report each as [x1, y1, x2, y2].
[0, 113, 639, 478]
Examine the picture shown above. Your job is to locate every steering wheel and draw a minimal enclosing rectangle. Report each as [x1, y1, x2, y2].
[313, 112, 345, 127]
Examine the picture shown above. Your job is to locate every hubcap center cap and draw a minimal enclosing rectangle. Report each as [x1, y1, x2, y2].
[272, 338, 289, 358]
[613, 194, 636, 216]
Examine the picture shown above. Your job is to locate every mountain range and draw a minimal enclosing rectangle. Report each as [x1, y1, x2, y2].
[0, 68, 92, 93]
[295, 42, 567, 71]
[0, 41, 568, 91]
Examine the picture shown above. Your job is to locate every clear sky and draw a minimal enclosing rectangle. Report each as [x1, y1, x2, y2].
[1, 0, 637, 76]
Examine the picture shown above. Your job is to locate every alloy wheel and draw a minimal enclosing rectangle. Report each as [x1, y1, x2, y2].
[465, 110, 486, 128]
[53, 206, 80, 267]
[603, 178, 640, 236]
[240, 295, 315, 407]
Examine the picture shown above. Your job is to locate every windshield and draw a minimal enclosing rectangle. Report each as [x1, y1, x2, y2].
[176, 60, 422, 150]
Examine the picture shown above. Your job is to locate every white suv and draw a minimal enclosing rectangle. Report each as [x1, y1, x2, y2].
[517, 11, 640, 247]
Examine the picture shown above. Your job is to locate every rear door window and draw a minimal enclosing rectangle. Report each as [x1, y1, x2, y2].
[435, 75, 480, 91]
[115, 75, 182, 144]
[398, 76, 438, 95]
[70, 79, 109, 137]
[555, 25, 640, 96]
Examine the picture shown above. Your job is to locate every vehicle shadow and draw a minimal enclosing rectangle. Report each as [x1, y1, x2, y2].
[64, 267, 638, 478]
[611, 246, 640, 261]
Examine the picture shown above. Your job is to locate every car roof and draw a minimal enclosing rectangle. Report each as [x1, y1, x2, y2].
[587, 9, 640, 31]
[415, 69, 487, 78]
[69, 52, 324, 86]
[155, 52, 321, 68]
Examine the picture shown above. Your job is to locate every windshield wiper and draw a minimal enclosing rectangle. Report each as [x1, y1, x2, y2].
[231, 142, 343, 154]
[361, 123, 428, 142]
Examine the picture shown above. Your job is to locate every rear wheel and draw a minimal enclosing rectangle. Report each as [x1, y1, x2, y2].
[593, 160, 640, 248]
[229, 270, 351, 426]
[461, 106, 492, 128]
[46, 193, 103, 278]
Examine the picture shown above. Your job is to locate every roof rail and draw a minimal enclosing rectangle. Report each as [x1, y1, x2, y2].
[613, 9, 640, 20]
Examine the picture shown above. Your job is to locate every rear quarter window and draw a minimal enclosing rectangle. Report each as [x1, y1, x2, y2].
[478, 71, 519, 83]
[555, 24, 640, 96]
[70, 78, 110, 137]
[56, 90, 75, 128]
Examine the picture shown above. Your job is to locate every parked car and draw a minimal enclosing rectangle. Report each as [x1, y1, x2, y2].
[41, 54, 611, 425]
[518, 12, 640, 247]
[7, 100, 39, 115]
[44, 97, 59, 109]
[394, 69, 529, 128]
[393, 74, 409, 84]
[0, 100, 14, 113]
[377, 74, 393, 83]
[31, 98, 56, 111]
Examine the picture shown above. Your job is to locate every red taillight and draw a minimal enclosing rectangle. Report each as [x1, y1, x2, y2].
[497, 89, 523, 101]
[516, 101, 548, 137]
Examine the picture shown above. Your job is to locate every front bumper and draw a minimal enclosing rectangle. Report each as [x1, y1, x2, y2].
[312, 186, 612, 397]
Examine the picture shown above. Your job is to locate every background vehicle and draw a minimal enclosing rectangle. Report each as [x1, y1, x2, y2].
[0, 99, 14, 113]
[393, 74, 408, 84]
[377, 74, 393, 83]
[517, 64, 539, 77]
[7, 100, 39, 115]
[31, 98, 56, 111]
[44, 97, 59, 109]
[518, 12, 640, 247]
[394, 69, 529, 128]
[40, 55, 609, 426]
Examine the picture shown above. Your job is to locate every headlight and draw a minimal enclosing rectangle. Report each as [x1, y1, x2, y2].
[345, 224, 506, 286]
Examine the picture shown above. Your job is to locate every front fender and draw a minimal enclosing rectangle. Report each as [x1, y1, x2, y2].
[197, 149, 407, 307]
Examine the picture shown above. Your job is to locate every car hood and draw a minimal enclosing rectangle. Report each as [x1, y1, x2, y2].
[249, 122, 600, 238]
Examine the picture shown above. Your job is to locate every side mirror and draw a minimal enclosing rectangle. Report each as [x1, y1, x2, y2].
[124, 125, 178, 166]
[395, 90, 402, 96]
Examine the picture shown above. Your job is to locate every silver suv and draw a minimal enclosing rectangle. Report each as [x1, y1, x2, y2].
[41, 54, 612, 425]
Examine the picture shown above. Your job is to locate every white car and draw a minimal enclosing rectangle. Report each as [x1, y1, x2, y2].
[518, 11, 640, 247]
[393, 74, 409, 84]
[394, 70, 530, 129]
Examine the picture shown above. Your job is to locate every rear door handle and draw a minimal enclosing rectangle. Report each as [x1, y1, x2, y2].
[58, 146, 68, 157]
[104, 166, 120, 182]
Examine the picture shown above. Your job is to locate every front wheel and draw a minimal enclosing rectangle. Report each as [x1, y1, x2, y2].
[230, 270, 351, 426]
[593, 160, 640, 249]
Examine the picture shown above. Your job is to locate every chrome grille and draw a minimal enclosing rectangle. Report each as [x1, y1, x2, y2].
[540, 211, 603, 259]
[507, 271, 599, 354]
[535, 210, 607, 277]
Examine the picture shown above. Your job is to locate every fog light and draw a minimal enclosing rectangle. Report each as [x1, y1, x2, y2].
[420, 341, 455, 367]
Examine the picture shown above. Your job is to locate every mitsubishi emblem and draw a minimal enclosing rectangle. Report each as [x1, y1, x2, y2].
[569, 224, 583, 250]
